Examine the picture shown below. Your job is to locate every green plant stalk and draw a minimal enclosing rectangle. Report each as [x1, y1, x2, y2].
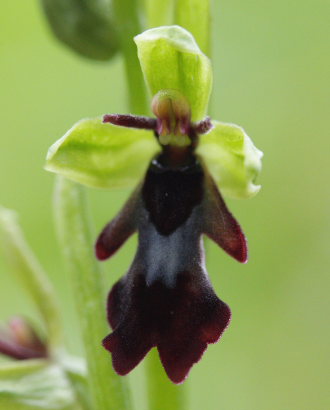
[0, 207, 62, 352]
[174, 0, 211, 56]
[113, 0, 148, 114]
[145, 0, 175, 27]
[54, 177, 131, 410]
[146, 349, 187, 410]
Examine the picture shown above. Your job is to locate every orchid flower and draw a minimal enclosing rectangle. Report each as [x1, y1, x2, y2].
[46, 26, 262, 384]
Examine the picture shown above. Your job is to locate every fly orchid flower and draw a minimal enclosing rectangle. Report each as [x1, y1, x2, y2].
[45, 26, 262, 384]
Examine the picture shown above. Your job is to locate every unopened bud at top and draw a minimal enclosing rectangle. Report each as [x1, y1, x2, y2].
[9, 317, 46, 354]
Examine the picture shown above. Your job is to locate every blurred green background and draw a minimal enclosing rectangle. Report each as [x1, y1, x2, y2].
[1, 1, 329, 409]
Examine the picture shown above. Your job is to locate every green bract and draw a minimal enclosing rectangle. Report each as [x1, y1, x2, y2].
[0, 360, 77, 410]
[197, 121, 263, 199]
[41, 0, 119, 61]
[135, 25, 212, 121]
[0, 207, 62, 350]
[45, 118, 159, 189]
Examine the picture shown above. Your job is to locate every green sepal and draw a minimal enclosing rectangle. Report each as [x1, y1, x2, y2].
[197, 121, 263, 199]
[40, 0, 119, 61]
[45, 118, 159, 189]
[0, 360, 78, 410]
[134, 25, 212, 121]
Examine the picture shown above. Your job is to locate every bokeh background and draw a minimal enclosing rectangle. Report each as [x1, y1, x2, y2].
[1, 1, 329, 409]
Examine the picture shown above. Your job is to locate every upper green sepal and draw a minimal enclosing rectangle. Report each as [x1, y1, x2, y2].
[197, 121, 263, 199]
[45, 118, 159, 189]
[134, 25, 212, 121]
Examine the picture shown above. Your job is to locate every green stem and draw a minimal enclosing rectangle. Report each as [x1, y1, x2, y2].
[113, 0, 148, 114]
[54, 177, 131, 410]
[145, 0, 175, 28]
[146, 350, 187, 410]
[0, 207, 62, 352]
[174, 0, 211, 56]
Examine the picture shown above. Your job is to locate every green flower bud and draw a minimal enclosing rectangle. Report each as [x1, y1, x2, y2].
[41, 0, 119, 61]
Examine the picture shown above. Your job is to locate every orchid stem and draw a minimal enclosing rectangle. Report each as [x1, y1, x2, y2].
[146, 349, 187, 410]
[54, 177, 132, 410]
[113, 0, 148, 114]
[174, 0, 211, 57]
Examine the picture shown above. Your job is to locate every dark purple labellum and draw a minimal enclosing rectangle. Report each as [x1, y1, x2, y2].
[96, 152, 247, 383]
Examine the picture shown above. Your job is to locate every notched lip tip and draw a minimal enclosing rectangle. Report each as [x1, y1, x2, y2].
[102, 336, 112, 352]
[238, 253, 248, 264]
[164, 361, 197, 385]
[95, 243, 110, 261]
[170, 375, 188, 385]
[240, 248, 248, 264]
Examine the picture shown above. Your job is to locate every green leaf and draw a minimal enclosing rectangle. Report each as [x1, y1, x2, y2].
[197, 121, 263, 199]
[60, 356, 92, 410]
[0, 208, 62, 350]
[54, 177, 132, 410]
[134, 25, 212, 121]
[45, 118, 159, 189]
[0, 360, 78, 410]
[40, 0, 119, 61]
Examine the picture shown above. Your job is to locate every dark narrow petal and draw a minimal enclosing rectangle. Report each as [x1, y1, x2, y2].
[95, 187, 141, 260]
[103, 271, 231, 384]
[103, 114, 157, 130]
[203, 170, 248, 263]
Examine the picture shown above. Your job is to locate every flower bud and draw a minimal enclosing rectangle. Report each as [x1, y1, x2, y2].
[0, 317, 47, 360]
[41, 0, 119, 61]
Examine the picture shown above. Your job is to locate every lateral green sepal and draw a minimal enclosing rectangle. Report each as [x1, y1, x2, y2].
[197, 121, 263, 199]
[45, 118, 159, 189]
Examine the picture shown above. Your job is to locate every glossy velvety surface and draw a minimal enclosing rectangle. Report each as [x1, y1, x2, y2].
[97, 154, 246, 382]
